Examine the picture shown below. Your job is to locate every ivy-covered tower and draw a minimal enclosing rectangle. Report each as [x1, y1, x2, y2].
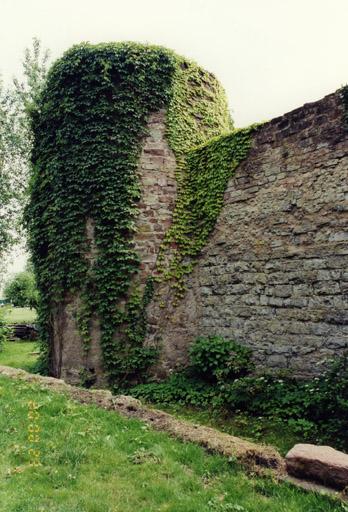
[26, 42, 232, 387]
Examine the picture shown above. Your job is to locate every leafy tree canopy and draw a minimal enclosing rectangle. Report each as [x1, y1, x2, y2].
[0, 38, 49, 275]
[4, 270, 38, 309]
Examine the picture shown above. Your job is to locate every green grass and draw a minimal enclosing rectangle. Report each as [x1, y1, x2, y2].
[0, 339, 329, 457]
[3, 307, 37, 324]
[0, 376, 344, 512]
[0, 341, 39, 372]
[0, 342, 298, 457]
[151, 405, 300, 456]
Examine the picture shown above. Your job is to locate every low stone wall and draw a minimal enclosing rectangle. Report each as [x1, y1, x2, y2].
[148, 90, 348, 377]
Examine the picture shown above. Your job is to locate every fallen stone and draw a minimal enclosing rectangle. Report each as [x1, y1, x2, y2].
[286, 443, 348, 489]
[284, 475, 343, 499]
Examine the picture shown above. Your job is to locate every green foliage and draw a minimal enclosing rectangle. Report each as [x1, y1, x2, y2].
[0, 38, 49, 265]
[4, 271, 38, 308]
[1, 375, 343, 512]
[131, 344, 348, 451]
[26, 42, 232, 387]
[12, 37, 50, 117]
[156, 128, 255, 302]
[189, 335, 254, 383]
[0, 308, 10, 350]
[166, 60, 232, 155]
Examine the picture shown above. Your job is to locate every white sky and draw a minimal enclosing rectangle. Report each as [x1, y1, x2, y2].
[1, 0, 348, 279]
[1, 0, 348, 127]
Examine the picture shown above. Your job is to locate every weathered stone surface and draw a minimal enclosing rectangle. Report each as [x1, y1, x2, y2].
[50, 89, 348, 383]
[286, 443, 348, 489]
[147, 90, 348, 378]
[134, 110, 177, 283]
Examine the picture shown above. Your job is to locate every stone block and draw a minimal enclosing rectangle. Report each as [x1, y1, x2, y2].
[286, 444, 348, 489]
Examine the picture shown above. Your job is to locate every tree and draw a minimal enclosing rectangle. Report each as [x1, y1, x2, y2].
[0, 38, 50, 274]
[4, 270, 39, 308]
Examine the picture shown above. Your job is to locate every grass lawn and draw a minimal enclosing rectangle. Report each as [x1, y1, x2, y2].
[0, 376, 344, 512]
[3, 307, 37, 324]
[0, 341, 39, 373]
[0, 342, 298, 456]
[153, 405, 300, 457]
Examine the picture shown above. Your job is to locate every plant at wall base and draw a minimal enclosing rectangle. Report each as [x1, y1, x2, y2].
[130, 340, 348, 451]
[189, 335, 254, 383]
[217, 356, 348, 450]
[129, 371, 216, 408]
[131, 336, 255, 408]
[25, 42, 232, 387]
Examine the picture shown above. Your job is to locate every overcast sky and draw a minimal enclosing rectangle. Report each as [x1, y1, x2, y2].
[2, 0, 348, 127]
[1, 0, 348, 279]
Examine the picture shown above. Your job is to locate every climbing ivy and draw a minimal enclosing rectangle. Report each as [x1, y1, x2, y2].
[25, 48, 346, 387]
[25, 42, 232, 388]
[156, 127, 255, 303]
[166, 59, 232, 155]
[155, 59, 253, 303]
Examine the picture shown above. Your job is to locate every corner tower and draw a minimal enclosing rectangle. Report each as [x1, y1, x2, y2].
[27, 42, 231, 387]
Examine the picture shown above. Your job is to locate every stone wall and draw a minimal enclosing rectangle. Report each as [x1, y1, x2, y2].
[50, 89, 348, 384]
[147, 90, 348, 378]
[134, 110, 177, 285]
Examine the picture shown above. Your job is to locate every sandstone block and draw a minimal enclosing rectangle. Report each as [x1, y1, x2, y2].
[286, 443, 348, 489]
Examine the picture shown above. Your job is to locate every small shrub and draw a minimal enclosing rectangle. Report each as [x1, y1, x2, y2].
[303, 353, 348, 447]
[130, 343, 348, 450]
[131, 372, 216, 408]
[218, 353, 348, 449]
[208, 499, 248, 511]
[217, 375, 302, 417]
[189, 336, 254, 383]
[129, 448, 162, 465]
